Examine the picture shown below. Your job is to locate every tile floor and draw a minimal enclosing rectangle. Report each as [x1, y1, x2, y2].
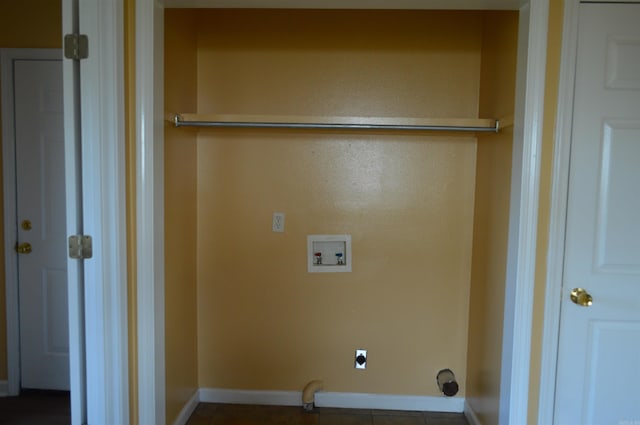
[0, 390, 70, 425]
[187, 403, 470, 425]
[0, 393, 468, 425]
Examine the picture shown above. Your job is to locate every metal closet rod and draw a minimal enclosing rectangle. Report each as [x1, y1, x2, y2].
[171, 114, 502, 133]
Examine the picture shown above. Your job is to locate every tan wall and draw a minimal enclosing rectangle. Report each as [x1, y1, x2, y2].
[465, 11, 518, 425]
[0, 1, 62, 49]
[164, 10, 200, 424]
[0, 0, 62, 383]
[528, 1, 564, 423]
[124, 0, 139, 422]
[192, 9, 484, 396]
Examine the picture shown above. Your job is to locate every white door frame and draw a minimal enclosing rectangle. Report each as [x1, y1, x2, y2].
[76, 0, 130, 423]
[62, 1, 86, 422]
[1, 48, 63, 397]
[537, 1, 581, 422]
[135, 1, 166, 424]
[134, 1, 549, 422]
[499, 2, 549, 424]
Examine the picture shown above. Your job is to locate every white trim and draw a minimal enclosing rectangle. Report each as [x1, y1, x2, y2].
[537, 1, 581, 424]
[1, 48, 63, 398]
[79, 0, 129, 422]
[499, 1, 549, 424]
[0, 380, 8, 397]
[464, 399, 482, 425]
[136, 0, 166, 424]
[200, 388, 302, 407]
[198, 388, 464, 412]
[172, 390, 200, 425]
[62, 1, 87, 423]
[315, 392, 463, 412]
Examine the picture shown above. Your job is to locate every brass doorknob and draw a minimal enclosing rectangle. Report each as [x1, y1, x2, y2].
[15, 242, 32, 254]
[570, 287, 593, 307]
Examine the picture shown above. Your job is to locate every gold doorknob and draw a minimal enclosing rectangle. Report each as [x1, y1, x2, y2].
[570, 287, 593, 307]
[15, 242, 32, 254]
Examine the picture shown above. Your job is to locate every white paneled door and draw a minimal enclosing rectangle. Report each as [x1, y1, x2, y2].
[554, 4, 640, 424]
[14, 59, 69, 391]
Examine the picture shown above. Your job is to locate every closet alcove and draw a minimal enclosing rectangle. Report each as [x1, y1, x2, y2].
[163, 5, 519, 423]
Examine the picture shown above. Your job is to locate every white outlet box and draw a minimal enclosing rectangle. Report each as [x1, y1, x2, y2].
[272, 212, 285, 232]
[307, 234, 352, 273]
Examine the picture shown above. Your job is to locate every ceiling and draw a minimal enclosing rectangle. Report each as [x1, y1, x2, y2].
[164, 0, 524, 10]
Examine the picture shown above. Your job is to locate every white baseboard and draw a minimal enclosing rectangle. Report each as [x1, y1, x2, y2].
[316, 392, 464, 412]
[199, 388, 302, 406]
[199, 387, 464, 413]
[464, 399, 482, 425]
[173, 389, 200, 425]
[0, 380, 7, 397]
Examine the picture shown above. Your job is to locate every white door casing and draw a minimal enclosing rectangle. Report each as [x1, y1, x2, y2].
[498, 2, 549, 424]
[65, 0, 130, 421]
[76, 0, 130, 423]
[142, 1, 548, 423]
[136, 0, 166, 424]
[62, 0, 87, 423]
[553, 3, 640, 424]
[63, 0, 130, 421]
[14, 59, 69, 391]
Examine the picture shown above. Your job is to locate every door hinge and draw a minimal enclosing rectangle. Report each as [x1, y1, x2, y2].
[64, 34, 89, 60]
[68, 235, 93, 259]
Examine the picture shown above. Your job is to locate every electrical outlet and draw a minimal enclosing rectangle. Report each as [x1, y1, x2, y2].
[272, 212, 285, 232]
[355, 349, 367, 369]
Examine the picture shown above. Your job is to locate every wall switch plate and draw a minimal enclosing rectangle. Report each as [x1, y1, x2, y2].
[272, 212, 285, 232]
[355, 349, 367, 369]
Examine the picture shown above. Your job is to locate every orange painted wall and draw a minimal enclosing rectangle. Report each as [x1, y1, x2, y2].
[124, 0, 139, 421]
[465, 11, 518, 425]
[0, 0, 62, 383]
[192, 9, 486, 396]
[164, 10, 200, 424]
[0, 1, 62, 49]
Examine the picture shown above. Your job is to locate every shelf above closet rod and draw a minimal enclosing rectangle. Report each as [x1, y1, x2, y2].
[170, 113, 502, 133]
